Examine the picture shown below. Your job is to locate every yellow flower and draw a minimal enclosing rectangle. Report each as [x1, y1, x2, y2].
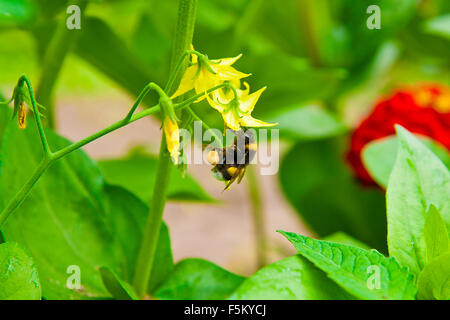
[171, 53, 249, 101]
[163, 117, 180, 164]
[206, 81, 277, 131]
[17, 102, 27, 129]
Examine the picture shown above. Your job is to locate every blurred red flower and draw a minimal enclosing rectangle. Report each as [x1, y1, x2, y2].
[346, 84, 450, 185]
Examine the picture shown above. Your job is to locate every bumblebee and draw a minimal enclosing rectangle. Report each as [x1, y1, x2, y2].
[206, 129, 257, 190]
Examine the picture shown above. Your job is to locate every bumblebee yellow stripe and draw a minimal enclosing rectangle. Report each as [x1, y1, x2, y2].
[246, 142, 257, 151]
[227, 166, 238, 176]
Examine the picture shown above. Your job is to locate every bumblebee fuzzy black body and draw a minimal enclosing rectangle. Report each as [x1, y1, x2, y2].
[207, 129, 257, 189]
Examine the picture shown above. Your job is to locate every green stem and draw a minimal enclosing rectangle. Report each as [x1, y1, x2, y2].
[186, 107, 222, 148]
[0, 159, 50, 226]
[21, 76, 52, 155]
[168, 0, 198, 95]
[298, 0, 321, 67]
[125, 82, 167, 121]
[164, 50, 201, 94]
[132, 139, 173, 298]
[247, 165, 267, 269]
[36, 0, 88, 128]
[0, 79, 226, 228]
[132, 0, 198, 298]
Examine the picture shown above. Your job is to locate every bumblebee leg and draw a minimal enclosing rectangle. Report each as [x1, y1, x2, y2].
[237, 166, 247, 184]
[223, 167, 241, 190]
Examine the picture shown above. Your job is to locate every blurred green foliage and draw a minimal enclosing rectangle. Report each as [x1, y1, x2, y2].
[0, 0, 448, 255]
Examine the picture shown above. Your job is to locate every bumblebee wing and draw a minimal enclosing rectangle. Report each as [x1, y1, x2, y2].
[237, 166, 246, 184]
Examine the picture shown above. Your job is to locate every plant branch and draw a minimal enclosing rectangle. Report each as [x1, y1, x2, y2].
[132, 0, 198, 299]
[247, 165, 267, 269]
[21, 76, 52, 156]
[186, 107, 222, 148]
[0, 78, 225, 228]
[0, 159, 50, 227]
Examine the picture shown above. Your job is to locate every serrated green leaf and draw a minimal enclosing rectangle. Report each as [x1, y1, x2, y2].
[229, 255, 354, 300]
[155, 258, 245, 300]
[279, 138, 387, 252]
[99, 266, 138, 300]
[99, 153, 214, 203]
[280, 231, 417, 300]
[362, 136, 450, 188]
[417, 252, 450, 300]
[386, 126, 450, 275]
[0, 242, 41, 300]
[324, 232, 372, 250]
[424, 205, 449, 264]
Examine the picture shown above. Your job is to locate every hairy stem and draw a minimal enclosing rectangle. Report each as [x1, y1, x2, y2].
[247, 165, 267, 268]
[132, 0, 198, 298]
[36, 0, 88, 129]
[132, 140, 173, 298]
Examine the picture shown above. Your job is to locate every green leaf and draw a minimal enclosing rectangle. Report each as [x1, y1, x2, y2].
[0, 242, 41, 300]
[0, 121, 172, 299]
[99, 153, 214, 203]
[131, 13, 171, 78]
[74, 17, 158, 106]
[0, 0, 36, 27]
[266, 104, 347, 141]
[99, 266, 138, 300]
[0, 122, 116, 299]
[362, 136, 450, 188]
[243, 51, 347, 116]
[155, 258, 245, 300]
[324, 232, 372, 251]
[422, 14, 450, 40]
[280, 231, 417, 300]
[279, 138, 387, 252]
[103, 185, 174, 293]
[386, 126, 450, 275]
[33, 0, 70, 20]
[336, 41, 400, 122]
[0, 104, 11, 148]
[229, 255, 354, 300]
[424, 205, 450, 264]
[417, 252, 450, 300]
[338, 0, 417, 66]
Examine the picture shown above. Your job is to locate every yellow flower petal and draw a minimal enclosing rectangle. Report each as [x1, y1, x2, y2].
[211, 54, 242, 66]
[213, 64, 250, 81]
[206, 90, 225, 113]
[170, 65, 198, 99]
[222, 109, 241, 131]
[163, 117, 180, 164]
[239, 86, 266, 114]
[190, 44, 198, 64]
[194, 68, 220, 102]
[240, 115, 277, 128]
[18, 103, 27, 129]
